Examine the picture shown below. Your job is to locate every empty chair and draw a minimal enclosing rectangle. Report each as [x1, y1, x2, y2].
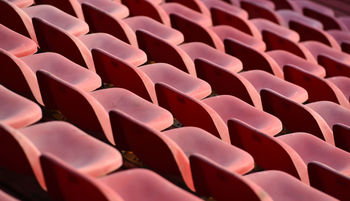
[284, 66, 350, 108]
[161, 3, 224, 51]
[33, 18, 147, 72]
[267, 50, 326, 78]
[241, 70, 308, 104]
[122, 0, 171, 26]
[0, 85, 41, 128]
[35, 0, 129, 20]
[41, 154, 202, 201]
[190, 155, 337, 201]
[7, 0, 33, 8]
[93, 50, 211, 104]
[252, 19, 316, 64]
[278, 10, 341, 50]
[0, 50, 101, 105]
[302, 41, 350, 78]
[339, 16, 350, 32]
[0, 121, 122, 189]
[36, 70, 173, 145]
[264, 0, 299, 11]
[201, 0, 261, 39]
[327, 76, 350, 101]
[0, 1, 89, 44]
[0, 24, 37, 57]
[239, 0, 283, 25]
[328, 30, 350, 54]
[165, 0, 211, 17]
[261, 89, 334, 144]
[0, 190, 19, 201]
[307, 101, 350, 152]
[110, 110, 254, 190]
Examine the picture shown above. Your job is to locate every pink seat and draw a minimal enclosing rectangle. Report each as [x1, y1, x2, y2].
[0, 50, 101, 105]
[36, 70, 173, 145]
[252, 19, 316, 64]
[212, 25, 266, 51]
[122, 0, 171, 26]
[202, 95, 282, 136]
[328, 30, 350, 54]
[267, 50, 326, 77]
[0, 190, 18, 201]
[302, 41, 350, 78]
[0, 121, 122, 189]
[241, 70, 308, 104]
[80, 3, 138, 47]
[265, 0, 299, 11]
[278, 10, 341, 50]
[284, 66, 350, 108]
[0, 24, 37, 57]
[0, 85, 41, 128]
[124, 16, 184, 45]
[7, 0, 33, 8]
[110, 110, 254, 190]
[338, 16, 350, 32]
[327, 76, 350, 101]
[239, 0, 283, 25]
[261, 89, 334, 144]
[165, 0, 211, 17]
[41, 154, 202, 201]
[161, 3, 224, 51]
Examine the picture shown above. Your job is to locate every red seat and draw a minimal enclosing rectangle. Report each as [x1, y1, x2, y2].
[36, 70, 173, 145]
[302, 41, 350, 78]
[7, 0, 33, 8]
[338, 16, 350, 32]
[328, 30, 350, 54]
[278, 10, 341, 50]
[264, 0, 300, 11]
[241, 70, 308, 104]
[0, 85, 41, 129]
[110, 110, 254, 191]
[0, 24, 37, 57]
[0, 121, 122, 189]
[284, 66, 350, 108]
[267, 50, 326, 77]
[165, 0, 211, 17]
[161, 3, 224, 51]
[327, 76, 350, 101]
[239, 0, 283, 25]
[41, 154, 202, 201]
[261, 89, 334, 144]
[0, 190, 19, 201]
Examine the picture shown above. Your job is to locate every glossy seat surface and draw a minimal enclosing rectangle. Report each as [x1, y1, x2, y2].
[327, 76, 350, 101]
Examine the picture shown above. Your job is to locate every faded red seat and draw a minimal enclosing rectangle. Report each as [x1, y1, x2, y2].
[122, 0, 171, 26]
[7, 0, 33, 8]
[0, 24, 37, 57]
[239, 0, 283, 25]
[165, 0, 211, 17]
[41, 154, 202, 201]
[264, 0, 300, 11]
[252, 19, 316, 64]
[191, 154, 336, 201]
[338, 16, 350, 32]
[327, 76, 350, 101]
[201, 0, 261, 39]
[278, 10, 341, 50]
[261, 89, 334, 144]
[124, 16, 184, 45]
[35, 0, 129, 20]
[110, 110, 254, 191]
[0, 190, 18, 201]
[0, 121, 122, 189]
[284, 66, 350, 108]
[328, 30, 350, 54]
[241, 70, 308, 104]
[161, 3, 224, 51]
[0, 85, 41, 129]
[302, 41, 350, 78]
[36, 71, 173, 145]
[0, 50, 101, 105]
[267, 50, 326, 77]
[81, 3, 138, 47]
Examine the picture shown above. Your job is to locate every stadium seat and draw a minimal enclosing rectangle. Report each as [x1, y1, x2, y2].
[327, 30, 350, 54]
[0, 189, 19, 201]
[165, 0, 211, 17]
[327, 76, 350, 101]
[239, 0, 283, 25]
[7, 0, 33, 8]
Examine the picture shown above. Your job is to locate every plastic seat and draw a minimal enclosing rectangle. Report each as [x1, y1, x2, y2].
[41, 154, 202, 201]
[302, 41, 350, 78]
[0, 24, 37, 57]
[241, 70, 308, 104]
[0, 50, 101, 105]
[338, 16, 350, 32]
[0, 85, 41, 129]
[0, 190, 19, 201]
[284, 66, 350, 108]
[0, 121, 122, 189]
[212, 25, 266, 52]
[122, 0, 171, 26]
[36, 71, 173, 145]
[7, 0, 33, 8]
[327, 76, 350, 101]
[35, 0, 129, 20]
[252, 19, 316, 64]
[81, 3, 138, 47]
[328, 30, 350, 54]
[278, 10, 341, 50]
[261, 89, 334, 144]
[201, 0, 261, 39]
[161, 3, 224, 52]
[165, 0, 211, 17]
[0, 2, 89, 44]
[109, 110, 254, 190]
[267, 50, 326, 77]
[124, 16, 184, 45]
[264, 0, 299, 11]
[239, 0, 283, 25]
